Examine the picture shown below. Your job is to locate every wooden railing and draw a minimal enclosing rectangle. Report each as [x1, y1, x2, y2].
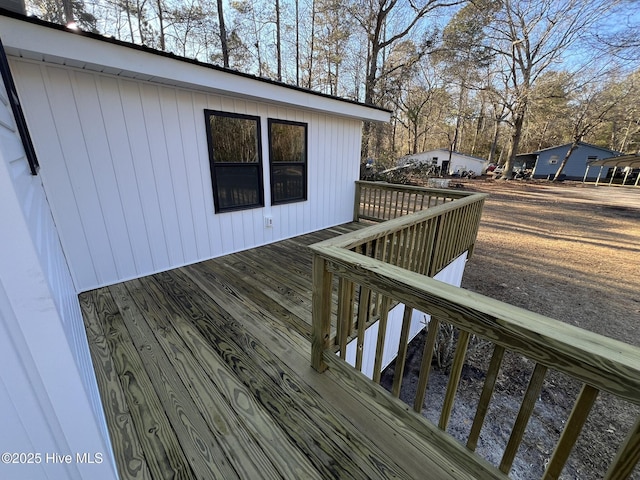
[310, 182, 640, 478]
[354, 180, 471, 223]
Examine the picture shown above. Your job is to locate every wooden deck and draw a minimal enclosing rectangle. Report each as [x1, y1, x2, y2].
[80, 223, 499, 480]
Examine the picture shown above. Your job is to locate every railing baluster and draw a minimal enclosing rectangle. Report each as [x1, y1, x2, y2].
[499, 363, 548, 474]
[355, 286, 371, 372]
[543, 384, 599, 479]
[439, 330, 470, 431]
[467, 344, 506, 451]
[353, 182, 362, 221]
[414, 317, 440, 412]
[403, 224, 417, 270]
[605, 415, 640, 480]
[392, 306, 414, 397]
[427, 215, 445, 276]
[372, 296, 392, 384]
[336, 277, 355, 360]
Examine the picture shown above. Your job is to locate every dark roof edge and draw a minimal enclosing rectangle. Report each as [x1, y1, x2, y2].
[0, 8, 391, 115]
[519, 141, 622, 156]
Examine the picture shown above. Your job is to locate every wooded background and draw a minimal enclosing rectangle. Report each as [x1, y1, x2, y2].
[26, 0, 640, 173]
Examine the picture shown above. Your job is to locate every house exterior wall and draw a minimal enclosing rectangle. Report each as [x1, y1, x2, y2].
[0, 68, 116, 479]
[532, 144, 615, 180]
[401, 150, 486, 175]
[11, 58, 363, 292]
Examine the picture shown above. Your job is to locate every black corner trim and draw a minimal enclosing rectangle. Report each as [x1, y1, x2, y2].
[0, 36, 39, 175]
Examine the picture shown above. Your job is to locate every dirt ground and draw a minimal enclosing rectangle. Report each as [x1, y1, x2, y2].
[381, 179, 640, 479]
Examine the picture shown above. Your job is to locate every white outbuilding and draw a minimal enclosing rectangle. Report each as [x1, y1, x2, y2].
[399, 148, 487, 176]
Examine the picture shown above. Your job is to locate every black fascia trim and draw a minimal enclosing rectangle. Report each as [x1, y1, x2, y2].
[0, 36, 39, 175]
[0, 8, 391, 116]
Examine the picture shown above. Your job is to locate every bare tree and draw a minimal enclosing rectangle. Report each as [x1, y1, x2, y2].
[275, 0, 282, 80]
[217, 0, 230, 66]
[483, 0, 622, 179]
[351, 0, 461, 159]
[553, 75, 636, 180]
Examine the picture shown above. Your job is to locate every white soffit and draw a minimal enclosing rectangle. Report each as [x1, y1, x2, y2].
[0, 15, 390, 123]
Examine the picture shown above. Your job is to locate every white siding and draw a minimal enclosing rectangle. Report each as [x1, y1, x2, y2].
[0, 67, 117, 479]
[12, 58, 362, 291]
[344, 252, 469, 379]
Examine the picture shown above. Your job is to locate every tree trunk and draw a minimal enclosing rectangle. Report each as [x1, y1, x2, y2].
[275, 0, 282, 81]
[307, 0, 316, 89]
[501, 111, 525, 180]
[156, 0, 165, 50]
[124, 0, 135, 42]
[553, 142, 579, 181]
[62, 0, 74, 25]
[295, 0, 300, 86]
[217, 0, 229, 67]
[487, 117, 500, 164]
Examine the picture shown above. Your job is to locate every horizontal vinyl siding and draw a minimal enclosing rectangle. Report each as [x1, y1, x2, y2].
[12, 58, 361, 291]
[0, 72, 116, 478]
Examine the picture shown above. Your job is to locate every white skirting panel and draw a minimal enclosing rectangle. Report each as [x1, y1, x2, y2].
[343, 252, 469, 379]
[11, 58, 362, 292]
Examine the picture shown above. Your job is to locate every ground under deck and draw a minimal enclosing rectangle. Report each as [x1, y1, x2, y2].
[80, 223, 492, 480]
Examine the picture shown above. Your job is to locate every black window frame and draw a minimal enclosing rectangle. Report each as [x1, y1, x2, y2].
[268, 118, 308, 205]
[0, 38, 39, 175]
[204, 109, 264, 213]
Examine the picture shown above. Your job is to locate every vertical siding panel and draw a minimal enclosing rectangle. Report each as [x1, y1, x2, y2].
[328, 116, 339, 224]
[159, 87, 198, 262]
[140, 83, 185, 266]
[119, 79, 170, 270]
[44, 66, 117, 286]
[177, 90, 210, 259]
[258, 103, 272, 245]
[13, 61, 97, 288]
[96, 75, 154, 275]
[70, 70, 137, 281]
[310, 113, 322, 230]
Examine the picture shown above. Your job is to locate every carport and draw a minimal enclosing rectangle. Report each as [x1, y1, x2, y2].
[584, 154, 640, 187]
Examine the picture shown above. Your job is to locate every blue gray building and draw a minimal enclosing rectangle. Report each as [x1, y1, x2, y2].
[524, 142, 622, 180]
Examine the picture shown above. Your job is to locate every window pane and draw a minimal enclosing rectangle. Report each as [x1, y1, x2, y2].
[270, 122, 305, 163]
[205, 110, 264, 213]
[209, 115, 259, 163]
[271, 165, 304, 203]
[214, 165, 262, 210]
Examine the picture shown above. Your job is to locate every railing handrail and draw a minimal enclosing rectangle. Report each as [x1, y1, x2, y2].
[353, 180, 475, 223]
[310, 244, 640, 404]
[316, 190, 488, 251]
[355, 180, 474, 199]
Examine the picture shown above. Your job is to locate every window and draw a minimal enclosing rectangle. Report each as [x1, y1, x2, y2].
[268, 119, 307, 205]
[205, 110, 264, 213]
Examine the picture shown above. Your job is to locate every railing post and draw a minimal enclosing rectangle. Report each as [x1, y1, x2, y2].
[353, 181, 362, 222]
[311, 254, 333, 372]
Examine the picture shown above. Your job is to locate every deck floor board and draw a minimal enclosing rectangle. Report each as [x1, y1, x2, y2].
[80, 222, 495, 479]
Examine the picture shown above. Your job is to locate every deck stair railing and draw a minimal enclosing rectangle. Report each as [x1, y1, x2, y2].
[310, 181, 640, 478]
